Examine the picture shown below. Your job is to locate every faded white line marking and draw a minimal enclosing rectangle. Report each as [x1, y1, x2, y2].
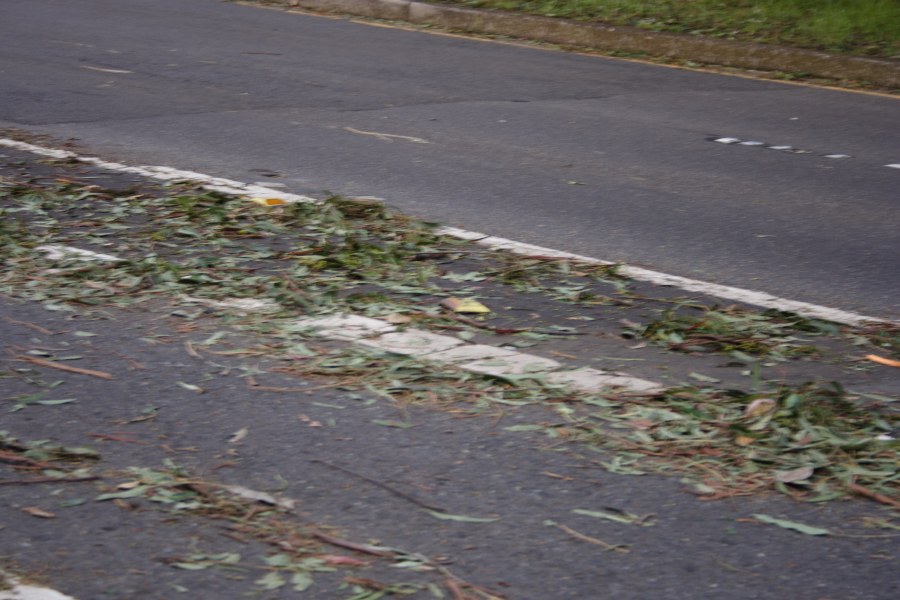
[710, 136, 847, 158]
[343, 127, 430, 144]
[3, 138, 891, 326]
[180, 296, 281, 313]
[295, 315, 396, 340]
[36, 244, 123, 262]
[0, 139, 317, 204]
[357, 330, 463, 355]
[296, 315, 661, 393]
[887, 164, 900, 169]
[0, 577, 77, 600]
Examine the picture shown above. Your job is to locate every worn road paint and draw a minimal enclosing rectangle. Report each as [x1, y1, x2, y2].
[711, 136, 843, 157]
[0, 578, 77, 600]
[0, 139, 318, 204]
[3, 138, 892, 326]
[297, 315, 662, 393]
[36, 245, 123, 262]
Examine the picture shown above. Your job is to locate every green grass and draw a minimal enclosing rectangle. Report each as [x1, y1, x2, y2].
[444, 0, 900, 57]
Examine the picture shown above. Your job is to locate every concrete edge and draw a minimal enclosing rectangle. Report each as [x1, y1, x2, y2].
[273, 0, 900, 88]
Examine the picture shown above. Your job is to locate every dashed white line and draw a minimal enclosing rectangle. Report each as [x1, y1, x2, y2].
[2, 138, 893, 326]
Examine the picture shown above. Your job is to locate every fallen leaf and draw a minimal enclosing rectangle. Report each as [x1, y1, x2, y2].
[371, 419, 413, 429]
[224, 484, 296, 510]
[386, 313, 413, 324]
[440, 297, 490, 314]
[176, 381, 204, 394]
[249, 197, 287, 206]
[229, 427, 248, 443]
[753, 514, 831, 536]
[22, 506, 55, 518]
[321, 555, 368, 567]
[744, 398, 777, 418]
[776, 466, 815, 483]
[688, 372, 721, 383]
[427, 510, 499, 523]
[573, 508, 655, 526]
[735, 435, 756, 446]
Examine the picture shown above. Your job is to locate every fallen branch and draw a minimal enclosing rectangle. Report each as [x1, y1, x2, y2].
[2, 317, 57, 335]
[17, 355, 113, 380]
[0, 475, 100, 485]
[850, 482, 900, 509]
[309, 530, 393, 557]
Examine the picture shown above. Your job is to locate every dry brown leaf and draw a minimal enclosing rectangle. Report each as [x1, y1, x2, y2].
[22, 506, 55, 518]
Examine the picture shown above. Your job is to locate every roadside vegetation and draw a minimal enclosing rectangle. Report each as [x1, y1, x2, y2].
[444, 0, 900, 57]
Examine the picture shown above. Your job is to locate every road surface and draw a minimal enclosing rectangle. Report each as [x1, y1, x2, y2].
[1, 0, 898, 318]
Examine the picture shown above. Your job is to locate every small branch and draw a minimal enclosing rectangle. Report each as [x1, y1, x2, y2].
[17, 355, 113, 380]
[0, 475, 100, 485]
[2, 317, 57, 335]
[850, 482, 900, 509]
[309, 530, 393, 557]
[310, 459, 445, 512]
[555, 523, 630, 553]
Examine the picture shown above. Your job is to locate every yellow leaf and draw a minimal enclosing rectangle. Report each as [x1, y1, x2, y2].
[249, 197, 287, 206]
[440, 297, 491, 314]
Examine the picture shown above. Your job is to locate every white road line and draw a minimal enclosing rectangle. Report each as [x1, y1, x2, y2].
[36, 244, 123, 262]
[437, 227, 891, 326]
[2, 138, 892, 326]
[0, 139, 317, 204]
[297, 315, 663, 394]
[886, 164, 900, 169]
[0, 578, 77, 600]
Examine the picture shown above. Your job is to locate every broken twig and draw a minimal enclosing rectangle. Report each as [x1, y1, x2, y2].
[17, 355, 113, 379]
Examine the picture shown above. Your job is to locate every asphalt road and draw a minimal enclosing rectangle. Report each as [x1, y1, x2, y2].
[1, 0, 898, 318]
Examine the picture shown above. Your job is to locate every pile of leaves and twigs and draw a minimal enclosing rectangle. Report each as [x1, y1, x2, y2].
[0, 431, 100, 486]
[270, 345, 899, 507]
[94, 464, 502, 599]
[1, 162, 897, 509]
[624, 306, 834, 359]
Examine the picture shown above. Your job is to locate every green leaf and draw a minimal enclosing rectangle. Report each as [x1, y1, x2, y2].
[573, 509, 654, 526]
[427, 511, 499, 523]
[255, 572, 286, 590]
[371, 419, 413, 428]
[95, 485, 150, 501]
[291, 572, 314, 592]
[503, 424, 546, 432]
[173, 562, 208, 571]
[752, 514, 831, 536]
[688, 372, 721, 383]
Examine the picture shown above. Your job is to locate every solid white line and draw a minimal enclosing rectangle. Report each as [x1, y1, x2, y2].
[0, 139, 318, 204]
[437, 226, 889, 326]
[2, 138, 892, 326]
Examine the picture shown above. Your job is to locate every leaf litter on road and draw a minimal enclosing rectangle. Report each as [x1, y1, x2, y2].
[1, 149, 897, 510]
